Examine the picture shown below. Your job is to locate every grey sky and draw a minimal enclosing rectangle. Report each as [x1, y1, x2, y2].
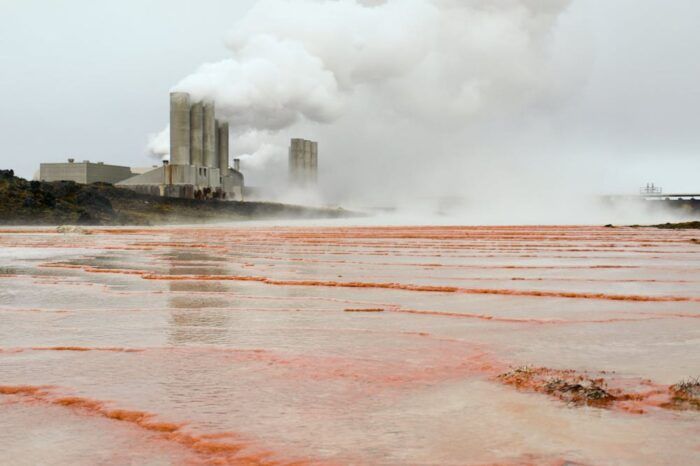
[0, 0, 256, 177]
[1, 0, 698, 195]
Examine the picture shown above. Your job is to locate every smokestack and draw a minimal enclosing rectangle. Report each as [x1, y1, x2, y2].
[289, 138, 319, 186]
[214, 119, 219, 171]
[202, 101, 216, 168]
[312, 141, 318, 183]
[233, 158, 240, 171]
[303, 140, 312, 174]
[190, 101, 204, 166]
[289, 138, 302, 180]
[217, 121, 229, 172]
[169, 92, 191, 165]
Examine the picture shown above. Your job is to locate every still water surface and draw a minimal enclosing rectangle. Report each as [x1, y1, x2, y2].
[0, 225, 698, 465]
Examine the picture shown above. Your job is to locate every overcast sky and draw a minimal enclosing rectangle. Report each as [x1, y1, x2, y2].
[1, 0, 698, 198]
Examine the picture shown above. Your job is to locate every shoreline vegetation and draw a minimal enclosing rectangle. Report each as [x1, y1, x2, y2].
[605, 221, 700, 230]
[648, 221, 700, 229]
[0, 169, 359, 226]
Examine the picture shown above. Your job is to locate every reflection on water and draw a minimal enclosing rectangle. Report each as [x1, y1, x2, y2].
[0, 225, 698, 465]
[168, 311, 232, 346]
[165, 241, 233, 346]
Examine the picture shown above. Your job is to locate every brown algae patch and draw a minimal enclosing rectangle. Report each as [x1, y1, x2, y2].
[663, 377, 700, 411]
[496, 367, 700, 414]
[498, 367, 615, 408]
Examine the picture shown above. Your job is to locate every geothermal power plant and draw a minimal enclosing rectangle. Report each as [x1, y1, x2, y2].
[39, 92, 320, 201]
[117, 92, 244, 200]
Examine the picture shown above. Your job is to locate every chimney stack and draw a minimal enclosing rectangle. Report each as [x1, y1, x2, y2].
[217, 121, 229, 172]
[289, 138, 318, 186]
[169, 92, 191, 165]
[202, 101, 216, 168]
[190, 101, 204, 166]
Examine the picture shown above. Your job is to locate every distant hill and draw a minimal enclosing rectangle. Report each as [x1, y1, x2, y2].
[0, 169, 356, 225]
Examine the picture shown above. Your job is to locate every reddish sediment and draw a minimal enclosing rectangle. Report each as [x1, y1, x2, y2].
[0, 385, 307, 465]
[31, 347, 143, 353]
[495, 367, 694, 414]
[343, 308, 385, 313]
[390, 308, 700, 325]
[0, 385, 51, 396]
[39, 263, 699, 303]
[212, 346, 503, 388]
[661, 378, 700, 411]
[6, 344, 696, 416]
[3, 225, 699, 463]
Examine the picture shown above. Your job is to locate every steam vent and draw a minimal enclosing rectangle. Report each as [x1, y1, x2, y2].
[118, 92, 244, 200]
[289, 138, 318, 187]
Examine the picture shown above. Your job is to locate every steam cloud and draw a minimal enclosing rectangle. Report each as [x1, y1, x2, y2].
[152, 0, 570, 131]
[148, 0, 666, 223]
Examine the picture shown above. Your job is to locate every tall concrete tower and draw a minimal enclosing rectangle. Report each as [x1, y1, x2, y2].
[189, 101, 204, 166]
[217, 121, 229, 172]
[289, 138, 318, 187]
[121, 91, 245, 201]
[170, 92, 191, 165]
[203, 101, 217, 168]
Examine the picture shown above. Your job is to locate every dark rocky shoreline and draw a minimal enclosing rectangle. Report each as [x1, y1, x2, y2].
[0, 169, 357, 225]
[650, 221, 700, 229]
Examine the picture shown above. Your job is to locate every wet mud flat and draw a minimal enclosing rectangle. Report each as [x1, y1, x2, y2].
[0, 225, 698, 465]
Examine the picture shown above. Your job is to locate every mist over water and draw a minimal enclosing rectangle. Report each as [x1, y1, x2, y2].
[142, 0, 699, 224]
[145, 0, 602, 220]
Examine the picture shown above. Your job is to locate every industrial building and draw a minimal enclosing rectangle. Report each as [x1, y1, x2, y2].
[117, 92, 244, 200]
[289, 138, 318, 187]
[37, 92, 323, 202]
[40, 160, 134, 185]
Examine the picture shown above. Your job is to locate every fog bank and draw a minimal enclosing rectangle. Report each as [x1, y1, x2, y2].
[146, 0, 699, 223]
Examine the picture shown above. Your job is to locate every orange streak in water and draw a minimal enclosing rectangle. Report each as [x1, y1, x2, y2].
[0, 386, 309, 465]
[147, 274, 698, 303]
[31, 347, 143, 353]
[389, 308, 700, 325]
[391, 309, 551, 324]
[343, 308, 385, 313]
[0, 229, 60, 234]
[40, 262, 700, 303]
[0, 385, 49, 396]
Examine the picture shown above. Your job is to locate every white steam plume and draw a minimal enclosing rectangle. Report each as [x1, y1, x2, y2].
[157, 0, 571, 133]
[147, 0, 623, 222]
[147, 124, 169, 160]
